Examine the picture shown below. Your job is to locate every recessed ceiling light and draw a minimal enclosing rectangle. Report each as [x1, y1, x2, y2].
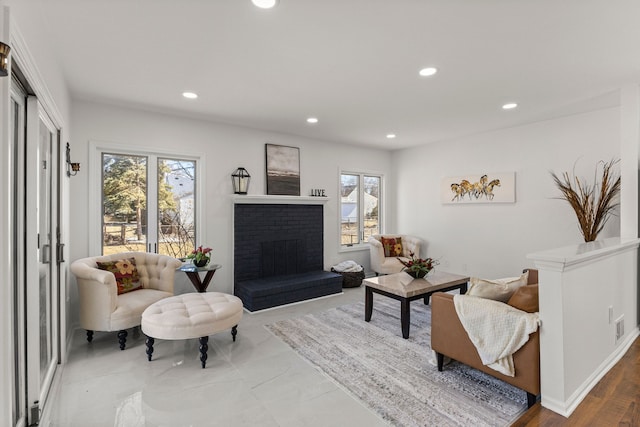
[418, 67, 438, 77]
[182, 92, 198, 99]
[502, 103, 518, 110]
[386, 134, 396, 139]
[252, 0, 278, 9]
[306, 117, 318, 124]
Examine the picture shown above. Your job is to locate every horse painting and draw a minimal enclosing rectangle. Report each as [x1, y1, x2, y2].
[449, 175, 502, 202]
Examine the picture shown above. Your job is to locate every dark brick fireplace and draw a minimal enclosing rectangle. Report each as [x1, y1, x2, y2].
[233, 202, 342, 311]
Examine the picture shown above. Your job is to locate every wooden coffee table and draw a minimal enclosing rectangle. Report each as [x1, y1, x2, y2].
[364, 271, 469, 339]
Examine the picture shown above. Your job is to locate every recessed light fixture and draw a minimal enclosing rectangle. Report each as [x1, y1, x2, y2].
[418, 67, 438, 77]
[502, 102, 518, 110]
[252, 0, 278, 9]
[386, 134, 396, 139]
[306, 117, 318, 124]
[182, 92, 198, 99]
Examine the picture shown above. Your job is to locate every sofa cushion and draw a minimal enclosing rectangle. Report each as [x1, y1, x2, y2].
[507, 284, 539, 313]
[380, 236, 403, 257]
[96, 257, 142, 295]
[467, 271, 529, 303]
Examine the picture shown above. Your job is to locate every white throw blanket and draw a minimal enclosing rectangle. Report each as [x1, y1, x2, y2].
[453, 295, 539, 376]
[332, 260, 363, 273]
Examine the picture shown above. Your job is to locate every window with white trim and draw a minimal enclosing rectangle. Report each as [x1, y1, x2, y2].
[340, 172, 382, 247]
[100, 150, 198, 258]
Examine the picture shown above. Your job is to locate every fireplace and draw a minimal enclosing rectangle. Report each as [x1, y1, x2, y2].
[233, 201, 342, 311]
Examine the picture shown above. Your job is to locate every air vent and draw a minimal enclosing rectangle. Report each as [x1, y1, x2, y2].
[615, 316, 625, 344]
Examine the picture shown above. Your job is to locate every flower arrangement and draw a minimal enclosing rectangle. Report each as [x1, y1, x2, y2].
[551, 159, 621, 242]
[187, 245, 212, 267]
[398, 252, 439, 279]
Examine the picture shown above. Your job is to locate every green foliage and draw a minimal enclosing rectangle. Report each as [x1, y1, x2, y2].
[102, 155, 177, 222]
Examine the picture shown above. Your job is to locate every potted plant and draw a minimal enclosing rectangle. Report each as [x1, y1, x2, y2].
[187, 245, 212, 267]
[398, 252, 439, 279]
[551, 159, 621, 242]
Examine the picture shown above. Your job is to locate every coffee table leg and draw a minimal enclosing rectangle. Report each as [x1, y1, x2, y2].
[199, 336, 209, 369]
[365, 286, 373, 322]
[401, 298, 410, 339]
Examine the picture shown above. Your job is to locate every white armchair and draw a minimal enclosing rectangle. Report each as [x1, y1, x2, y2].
[368, 234, 422, 275]
[70, 251, 182, 350]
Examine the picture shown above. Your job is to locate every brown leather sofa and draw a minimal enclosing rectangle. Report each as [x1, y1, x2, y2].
[431, 270, 540, 408]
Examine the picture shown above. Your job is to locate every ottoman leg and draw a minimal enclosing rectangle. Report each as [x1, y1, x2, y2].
[118, 330, 128, 350]
[199, 336, 209, 369]
[231, 325, 238, 342]
[86, 330, 94, 343]
[145, 336, 155, 361]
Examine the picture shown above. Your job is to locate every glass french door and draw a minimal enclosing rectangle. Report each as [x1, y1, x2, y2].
[101, 152, 197, 258]
[10, 82, 27, 427]
[24, 97, 60, 425]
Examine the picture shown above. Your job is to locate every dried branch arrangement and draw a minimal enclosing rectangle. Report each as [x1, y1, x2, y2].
[551, 159, 621, 242]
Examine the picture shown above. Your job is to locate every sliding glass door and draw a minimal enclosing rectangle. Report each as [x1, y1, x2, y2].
[20, 96, 61, 426]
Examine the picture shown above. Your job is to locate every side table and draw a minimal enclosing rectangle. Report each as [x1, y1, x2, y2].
[178, 263, 222, 293]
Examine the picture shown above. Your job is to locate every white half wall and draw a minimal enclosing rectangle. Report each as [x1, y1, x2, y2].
[69, 100, 392, 326]
[528, 238, 640, 416]
[392, 107, 621, 279]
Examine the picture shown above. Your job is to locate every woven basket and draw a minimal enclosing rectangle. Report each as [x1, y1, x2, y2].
[331, 267, 365, 288]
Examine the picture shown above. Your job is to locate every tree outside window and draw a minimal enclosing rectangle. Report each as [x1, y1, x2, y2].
[102, 153, 196, 258]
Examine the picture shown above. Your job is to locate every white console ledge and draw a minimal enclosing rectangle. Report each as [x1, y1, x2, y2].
[527, 237, 640, 272]
[231, 194, 329, 205]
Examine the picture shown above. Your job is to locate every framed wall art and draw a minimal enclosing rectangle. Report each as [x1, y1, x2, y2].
[441, 172, 515, 204]
[265, 143, 300, 196]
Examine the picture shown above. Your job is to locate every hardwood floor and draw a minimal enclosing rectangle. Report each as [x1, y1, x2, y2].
[512, 337, 640, 427]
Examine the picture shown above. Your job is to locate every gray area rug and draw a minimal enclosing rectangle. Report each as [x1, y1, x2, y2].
[265, 297, 527, 427]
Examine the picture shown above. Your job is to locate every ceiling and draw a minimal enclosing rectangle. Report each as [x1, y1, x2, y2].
[32, 0, 640, 150]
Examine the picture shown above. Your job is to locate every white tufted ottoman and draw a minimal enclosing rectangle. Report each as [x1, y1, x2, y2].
[141, 292, 243, 368]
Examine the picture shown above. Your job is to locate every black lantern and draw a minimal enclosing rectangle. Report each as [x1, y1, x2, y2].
[231, 167, 251, 194]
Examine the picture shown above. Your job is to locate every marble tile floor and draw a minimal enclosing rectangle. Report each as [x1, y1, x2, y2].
[45, 287, 390, 427]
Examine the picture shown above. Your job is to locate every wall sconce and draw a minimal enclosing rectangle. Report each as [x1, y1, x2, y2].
[0, 41, 10, 77]
[231, 167, 251, 194]
[66, 142, 80, 177]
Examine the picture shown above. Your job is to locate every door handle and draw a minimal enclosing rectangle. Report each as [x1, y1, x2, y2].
[42, 244, 51, 264]
[57, 243, 65, 264]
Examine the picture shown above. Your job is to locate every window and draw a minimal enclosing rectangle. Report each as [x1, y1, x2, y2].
[340, 172, 381, 247]
[100, 150, 197, 258]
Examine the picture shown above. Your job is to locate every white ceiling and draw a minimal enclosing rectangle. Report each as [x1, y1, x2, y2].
[33, 0, 640, 150]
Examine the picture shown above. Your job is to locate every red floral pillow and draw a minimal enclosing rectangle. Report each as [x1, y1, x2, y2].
[96, 257, 142, 295]
[380, 236, 403, 257]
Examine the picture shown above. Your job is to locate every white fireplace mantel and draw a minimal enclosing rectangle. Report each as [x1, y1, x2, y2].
[231, 194, 329, 205]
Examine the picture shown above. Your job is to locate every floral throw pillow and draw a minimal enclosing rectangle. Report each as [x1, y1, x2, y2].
[96, 257, 142, 295]
[380, 236, 403, 257]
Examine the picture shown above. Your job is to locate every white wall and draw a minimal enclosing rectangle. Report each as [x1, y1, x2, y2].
[392, 107, 621, 279]
[69, 100, 392, 324]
